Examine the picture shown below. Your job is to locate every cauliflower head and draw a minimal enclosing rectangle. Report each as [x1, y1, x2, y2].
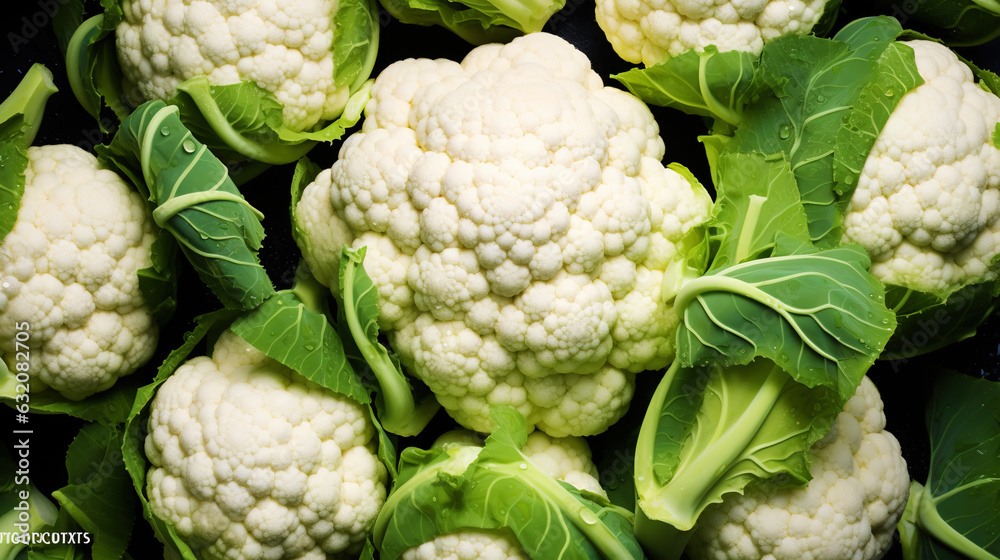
[401, 431, 608, 560]
[594, 0, 832, 65]
[145, 330, 387, 560]
[687, 377, 909, 560]
[0, 144, 159, 400]
[842, 40, 1000, 296]
[295, 32, 713, 437]
[116, 0, 352, 132]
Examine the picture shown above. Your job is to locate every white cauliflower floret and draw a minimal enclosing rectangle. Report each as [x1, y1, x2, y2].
[0, 144, 159, 400]
[842, 40, 1000, 295]
[520, 431, 608, 498]
[687, 377, 910, 560]
[403, 530, 528, 560]
[115, 0, 350, 132]
[594, 0, 831, 65]
[295, 32, 713, 437]
[401, 431, 608, 560]
[145, 330, 387, 560]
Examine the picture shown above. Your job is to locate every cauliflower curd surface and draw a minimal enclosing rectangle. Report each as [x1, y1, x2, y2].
[0, 144, 159, 400]
[843, 40, 1000, 295]
[295, 32, 713, 437]
[116, 0, 350, 132]
[145, 331, 387, 560]
[594, 0, 830, 65]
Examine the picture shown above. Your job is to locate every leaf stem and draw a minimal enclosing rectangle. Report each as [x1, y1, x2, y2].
[634, 504, 692, 560]
[637, 363, 790, 531]
[734, 194, 766, 263]
[0, 483, 59, 559]
[175, 78, 316, 164]
[0, 359, 18, 401]
[138, 104, 182, 192]
[0, 63, 58, 145]
[913, 481, 1000, 560]
[290, 264, 332, 316]
[341, 250, 437, 437]
[64, 14, 104, 119]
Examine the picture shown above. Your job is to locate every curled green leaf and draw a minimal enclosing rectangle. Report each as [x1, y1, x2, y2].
[98, 101, 275, 310]
[675, 245, 895, 402]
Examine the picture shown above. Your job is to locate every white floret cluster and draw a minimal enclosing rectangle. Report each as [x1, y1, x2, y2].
[0, 144, 158, 400]
[402, 530, 529, 560]
[843, 40, 1000, 295]
[146, 330, 387, 560]
[116, 0, 350, 131]
[520, 430, 608, 497]
[295, 32, 713, 437]
[595, 0, 830, 65]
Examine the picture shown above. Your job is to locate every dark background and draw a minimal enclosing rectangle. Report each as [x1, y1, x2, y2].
[2, 0, 999, 558]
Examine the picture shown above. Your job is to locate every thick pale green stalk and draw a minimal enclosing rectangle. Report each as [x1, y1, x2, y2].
[0, 64, 58, 145]
[903, 482, 1000, 560]
[734, 195, 766, 263]
[64, 14, 104, 119]
[657, 367, 786, 521]
[633, 361, 690, 560]
[0, 484, 58, 560]
[635, 363, 790, 535]
[633, 506, 691, 560]
[290, 264, 332, 316]
[340, 252, 438, 437]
